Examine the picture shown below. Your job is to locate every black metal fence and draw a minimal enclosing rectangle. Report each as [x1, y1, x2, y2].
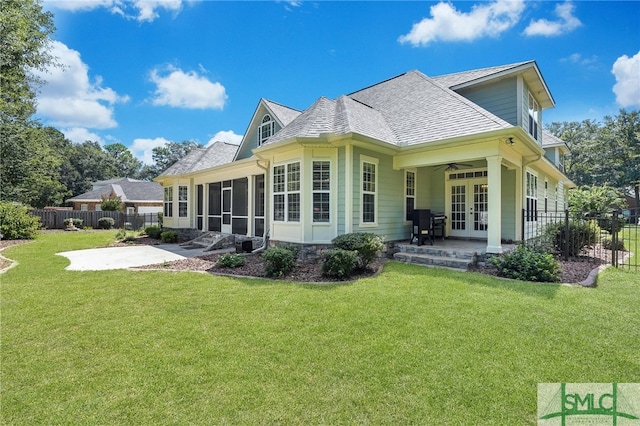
[32, 210, 160, 231]
[522, 208, 639, 271]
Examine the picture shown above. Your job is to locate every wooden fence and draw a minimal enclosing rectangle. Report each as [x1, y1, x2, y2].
[32, 210, 160, 230]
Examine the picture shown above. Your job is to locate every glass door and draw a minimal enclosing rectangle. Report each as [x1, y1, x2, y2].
[448, 176, 488, 239]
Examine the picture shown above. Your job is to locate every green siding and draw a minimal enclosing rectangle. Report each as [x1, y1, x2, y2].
[458, 78, 518, 126]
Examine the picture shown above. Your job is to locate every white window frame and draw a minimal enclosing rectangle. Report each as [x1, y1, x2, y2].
[164, 186, 173, 218]
[405, 169, 416, 222]
[526, 171, 538, 222]
[312, 160, 331, 223]
[178, 185, 188, 218]
[360, 156, 378, 226]
[272, 161, 301, 223]
[258, 114, 275, 146]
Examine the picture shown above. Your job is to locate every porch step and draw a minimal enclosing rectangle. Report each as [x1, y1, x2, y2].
[180, 232, 235, 251]
[393, 242, 478, 271]
[394, 252, 474, 270]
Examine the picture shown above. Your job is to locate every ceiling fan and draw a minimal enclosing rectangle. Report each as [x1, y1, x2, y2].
[435, 162, 473, 172]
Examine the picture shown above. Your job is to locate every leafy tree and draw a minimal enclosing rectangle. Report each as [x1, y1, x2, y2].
[100, 192, 123, 211]
[0, 0, 59, 208]
[568, 185, 627, 216]
[104, 143, 142, 178]
[68, 141, 117, 196]
[151, 140, 202, 175]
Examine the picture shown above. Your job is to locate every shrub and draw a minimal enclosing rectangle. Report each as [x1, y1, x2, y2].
[97, 217, 115, 229]
[63, 218, 83, 228]
[331, 232, 384, 269]
[217, 253, 246, 268]
[0, 202, 41, 240]
[115, 229, 127, 241]
[262, 246, 297, 278]
[540, 220, 599, 257]
[602, 236, 625, 251]
[100, 193, 123, 211]
[144, 226, 162, 239]
[160, 231, 179, 243]
[489, 245, 560, 283]
[321, 248, 358, 279]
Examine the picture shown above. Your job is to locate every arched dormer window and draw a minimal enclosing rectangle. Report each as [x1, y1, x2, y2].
[258, 114, 275, 146]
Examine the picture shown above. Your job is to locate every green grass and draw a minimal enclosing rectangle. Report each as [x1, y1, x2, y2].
[2, 231, 639, 424]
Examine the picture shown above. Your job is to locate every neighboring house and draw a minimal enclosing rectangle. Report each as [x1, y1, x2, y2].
[155, 61, 574, 254]
[67, 178, 163, 214]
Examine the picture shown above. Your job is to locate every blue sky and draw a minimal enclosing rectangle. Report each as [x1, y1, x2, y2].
[38, 0, 640, 165]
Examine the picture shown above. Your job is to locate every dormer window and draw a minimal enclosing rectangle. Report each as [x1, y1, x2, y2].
[258, 114, 275, 146]
[528, 94, 539, 141]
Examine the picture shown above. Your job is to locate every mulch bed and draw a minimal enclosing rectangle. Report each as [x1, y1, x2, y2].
[0, 235, 614, 284]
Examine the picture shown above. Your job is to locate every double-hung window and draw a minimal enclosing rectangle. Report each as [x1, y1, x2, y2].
[405, 170, 415, 221]
[361, 158, 378, 224]
[178, 185, 188, 217]
[312, 161, 330, 222]
[526, 171, 538, 222]
[273, 162, 300, 222]
[528, 94, 540, 141]
[164, 186, 173, 217]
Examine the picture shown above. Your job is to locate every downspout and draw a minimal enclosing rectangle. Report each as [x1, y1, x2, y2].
[252, 159, 270, 254]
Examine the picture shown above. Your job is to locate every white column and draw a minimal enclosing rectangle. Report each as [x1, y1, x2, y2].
[486, 155, 503, 254]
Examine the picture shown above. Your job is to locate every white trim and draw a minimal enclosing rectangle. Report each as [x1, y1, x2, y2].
[404, 168, 416, 224]
[345, 145, 353, 233]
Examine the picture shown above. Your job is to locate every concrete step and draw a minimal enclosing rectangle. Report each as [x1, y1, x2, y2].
[396, 243, 477, 261]
[393, 252, 473, 270]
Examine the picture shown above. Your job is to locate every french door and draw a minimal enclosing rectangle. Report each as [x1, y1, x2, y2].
[448, 178, 488, 238]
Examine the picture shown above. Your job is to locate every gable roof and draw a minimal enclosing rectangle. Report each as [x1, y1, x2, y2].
[67, 178, 163, 203]
[159, 141, 239, 177]
[263, 70, 512, 148]
[263, 99, 302, 126]
[433, 60, 555, 109]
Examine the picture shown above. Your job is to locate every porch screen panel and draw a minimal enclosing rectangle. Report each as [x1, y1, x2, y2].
[254, 174, 265, 236]
[451, 185, 466, 230]
[222, 180, 231, 225]
[208, 182, 221, 231]
[232, 178, 248, 235]
[196, 184, 203, 230]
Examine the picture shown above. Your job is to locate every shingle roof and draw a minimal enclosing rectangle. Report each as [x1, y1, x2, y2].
[263, 99, 302, 126]
[159, 141, 238, 176]
[432, 61, 533, 88]
[67, 178, 163, 202]
[542, 130, 567, 147]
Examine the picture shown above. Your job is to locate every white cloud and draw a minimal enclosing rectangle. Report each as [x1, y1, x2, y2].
[524, 1, 581, 37]
[130, 137, 172, 164]
[398, 0, 525, 46]
[207, 130, 243, 146]
[149, 67, 227, 110]
[34, 40, 127, 129]
[612, 51, 640, 108]
[43, 0, 193, 23]
[61, 127, 105, 145]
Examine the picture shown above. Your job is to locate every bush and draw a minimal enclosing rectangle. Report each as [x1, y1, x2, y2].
[321, 248, 358, 279]
[217, 253, 246, 268]
[115, 229, 127, 241]
[262, 246, 297, 278]
[144, 226, 162, 239]
[540, 220, 599, 257]
[602, 236, 625, 251]
[97, 217, 115, 229]
[160, 231, 179, 243]
[63, 218, 83, 228]
[0, 202, 41, 240]
[489, 245, 560, 283]
[331, 232, 384, 269]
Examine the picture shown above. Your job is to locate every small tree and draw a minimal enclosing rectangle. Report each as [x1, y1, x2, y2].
[101, 191, 123, 211]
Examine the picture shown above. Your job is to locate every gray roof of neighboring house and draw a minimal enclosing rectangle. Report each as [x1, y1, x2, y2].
[158, 141, 239, 176]
[67, 178, 163, 202]
[264, 70, 511, 147]
[432, 61, 533, 88]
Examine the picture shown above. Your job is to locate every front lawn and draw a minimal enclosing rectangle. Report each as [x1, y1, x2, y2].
[1, 231, 639, 424]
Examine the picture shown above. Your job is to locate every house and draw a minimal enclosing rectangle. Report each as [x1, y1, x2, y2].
[155, 61, 575, 254]
[67, 178, 163, 215]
